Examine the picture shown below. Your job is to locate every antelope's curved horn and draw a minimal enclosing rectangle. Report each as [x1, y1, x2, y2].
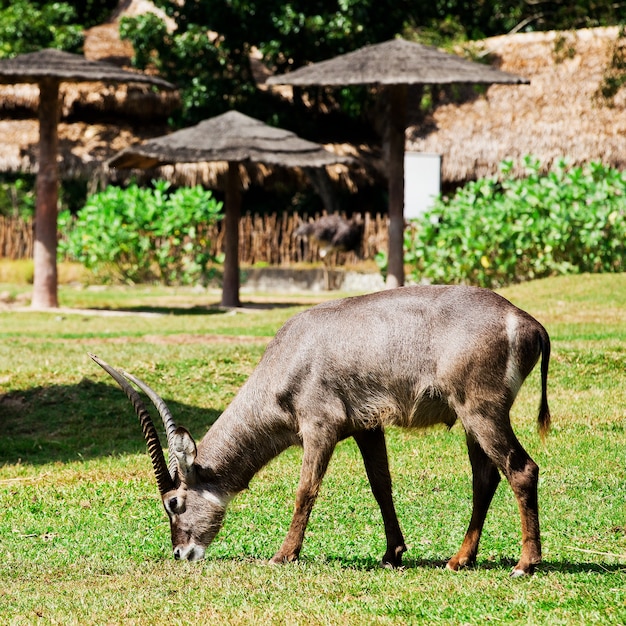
[120, 370, 179, 481]
[89, 353, 174, 495]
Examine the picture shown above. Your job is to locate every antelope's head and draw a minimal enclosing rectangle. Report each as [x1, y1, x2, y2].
[89, 354, 229, 561]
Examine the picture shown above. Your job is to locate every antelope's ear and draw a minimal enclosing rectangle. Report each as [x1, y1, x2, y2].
[171, 427, 197, 480]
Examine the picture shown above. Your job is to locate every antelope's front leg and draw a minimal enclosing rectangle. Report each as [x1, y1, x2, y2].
[353, 427, 406, 567]
[270, 436, 336, 564]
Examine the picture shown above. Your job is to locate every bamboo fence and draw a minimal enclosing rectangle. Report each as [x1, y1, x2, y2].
[0, 211, 389, 266]
[0, 215, 33, 260]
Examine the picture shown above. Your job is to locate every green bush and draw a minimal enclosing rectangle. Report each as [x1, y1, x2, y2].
[58, 181, 223, 285]
[0, 1, 84, 57]
[405, 156, 626, 287]
[0, 176, 35, 218]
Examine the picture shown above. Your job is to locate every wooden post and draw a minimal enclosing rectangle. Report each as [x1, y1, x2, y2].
[385, 84, 407, 289]
[221, 161, 242, 307]
[31, 78, 60, 308]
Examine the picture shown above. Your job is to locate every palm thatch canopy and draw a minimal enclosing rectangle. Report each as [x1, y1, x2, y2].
[109, 110, 352, 169]
[266, 38, 529, 87]
[109, 110, 352, 308]
[0, 81, 179, 123]
[133, 141, 371, 193]
[267, 38, 529, 288]
[408, 27, 626, 185]
[0, 48, 173, 89]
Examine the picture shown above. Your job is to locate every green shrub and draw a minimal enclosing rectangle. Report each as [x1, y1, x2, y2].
[0, 176, 35, 218]
[0, 1, 84, 57]
[405, 156, 626, 287]
[58, 181, 223, 285]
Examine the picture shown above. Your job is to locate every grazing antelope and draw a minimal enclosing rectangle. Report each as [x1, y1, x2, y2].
[90, 284, 550, 576]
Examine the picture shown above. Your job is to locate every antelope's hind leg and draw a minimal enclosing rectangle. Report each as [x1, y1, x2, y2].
[453, 415, 541, 576]
[447, 433, 501, 572]
[354, 427, 406, 568]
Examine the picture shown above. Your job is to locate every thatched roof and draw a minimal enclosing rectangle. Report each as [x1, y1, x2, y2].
[0, 47, 176, 125]
[0, 80, 180, 121]
[0, 3, 179, 122]
[8, 17, 620, 193]
[407, 27, 626, 185]
[268, 37, 529, 288]
[84, 21, 134, 66]
[123, 141, 372, 193]
[267, 38, 528, 87]
[0, 48, 173, 89]
[109, 110, 353, 169]
[107, 110, 361, 194]
[0, 118, 169, 181]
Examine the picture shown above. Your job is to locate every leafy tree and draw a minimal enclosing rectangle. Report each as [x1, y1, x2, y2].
[121, 10, 258, 125]
[59, 0, 120, 28]
[0, 175, 35, 218]
[0, 1, 120, 58]
[506, 0, 626, 33]
[120, 0, 626, 130]
[0, 1, 84, 57]
[411, 1, 626, 42]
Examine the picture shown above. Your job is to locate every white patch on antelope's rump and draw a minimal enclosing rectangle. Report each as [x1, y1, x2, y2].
[505, 313, 524, 398]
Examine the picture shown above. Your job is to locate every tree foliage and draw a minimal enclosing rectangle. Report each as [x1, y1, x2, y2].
[0, 1, 119, 58]
[119, 0, 421, 127]
[0, 1, 82, 57]
[118, 0, 626, 128]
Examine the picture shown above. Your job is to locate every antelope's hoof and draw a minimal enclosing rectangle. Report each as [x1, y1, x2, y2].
[381, 544, 407, 569]
[446, 553, 477, 572]
[269, 552, 298, 565]
[511, 556, 538, 577]
[511, 564, 536, 577]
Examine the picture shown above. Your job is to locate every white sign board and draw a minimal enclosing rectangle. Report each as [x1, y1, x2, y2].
[404, 152, 441, 219]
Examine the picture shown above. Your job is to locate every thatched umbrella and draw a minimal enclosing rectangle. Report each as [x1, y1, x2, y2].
[0, 48, 174, 309]
[267, 38, 529, 288]
[109, 110, 352, 307]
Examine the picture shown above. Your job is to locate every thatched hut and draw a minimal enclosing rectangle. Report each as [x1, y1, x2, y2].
[0, 0, 178, 186]
[407, 27, 626, 188]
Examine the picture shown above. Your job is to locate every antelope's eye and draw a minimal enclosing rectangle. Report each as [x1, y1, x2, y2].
[165, 494, 186, 515]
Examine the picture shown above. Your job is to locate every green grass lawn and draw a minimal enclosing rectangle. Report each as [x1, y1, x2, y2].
[1, 274, 624, 624]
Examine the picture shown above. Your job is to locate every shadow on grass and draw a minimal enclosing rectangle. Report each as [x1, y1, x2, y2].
[88, 305, 227, 316]
[81, 301, 313, 317]
[321, 555, 625, 575]
[541, 560, 626, 575]
[207, 554, 625, 576]
[0, 378, 220, 466]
